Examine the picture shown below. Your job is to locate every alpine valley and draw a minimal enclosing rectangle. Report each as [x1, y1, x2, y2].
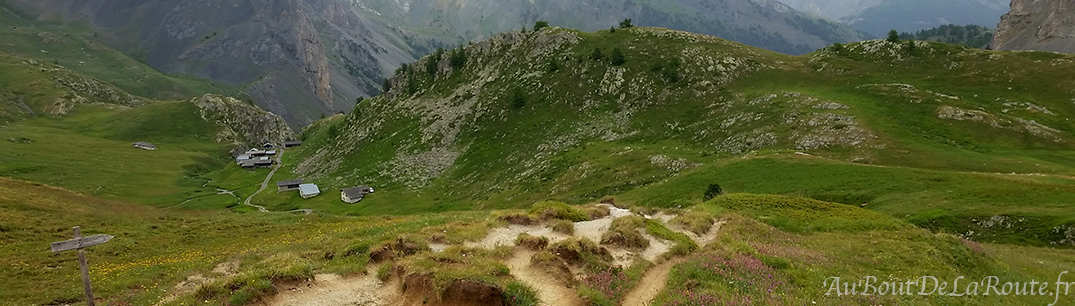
[3, 2, 1075, 306]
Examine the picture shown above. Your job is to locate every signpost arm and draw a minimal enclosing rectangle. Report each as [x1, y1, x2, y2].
[73, 226, 96, 306]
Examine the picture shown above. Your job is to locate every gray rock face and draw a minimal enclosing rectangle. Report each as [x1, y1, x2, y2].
[994, 0, 1075, 53]
[190, 94, 294, 153]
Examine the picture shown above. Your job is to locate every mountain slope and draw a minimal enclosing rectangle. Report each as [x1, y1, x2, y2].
[993, 0, 1075, 54]
[0, 0, 864, 126]
[279, 27, 1075, 245]
[781, 0, 1010, 37]
[0, 52, 292, 205]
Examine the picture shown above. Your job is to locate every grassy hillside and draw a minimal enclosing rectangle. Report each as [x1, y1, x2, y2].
[0, 176, 488, 306]
[0, 6, 248, 103]
[0, 51, 292, 207]
[657, 194, 1075, 305]
[280, 27, 1075, 246]
[7, 176, 1075, 306]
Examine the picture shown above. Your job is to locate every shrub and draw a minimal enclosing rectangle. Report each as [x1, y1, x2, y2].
[601, 216, 649, 249]
[510, 86, 527, 109]
[546, 238, 613, 269]
[598, 196, 618, 206]
[703, 183, 723, 201]
[591, 47, 604, 60]
[529, 201, 590, 222]
[376, 262, 394, 281]
[516, 233, 550, 250]
[610, 47, 625, 66]
[547, 59, 560, 72]
[609, 26, 616, 33]
[619, 18, 633, 29]
[585, 205, 611, 219]
[672, 210, 716, 235]
[533, 21, 549, 32]
[548, 219, 575, 235]
[504, 281, 540, 306]
[661, 57, 681, 83]
[646, 219, 698, 256]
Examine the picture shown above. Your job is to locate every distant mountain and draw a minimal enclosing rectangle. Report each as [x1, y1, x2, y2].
[994, 0, 1075, 54]
[0, 0, 864, 126]
[899, 24, 994, 49]
[780, 0, 1010, 37]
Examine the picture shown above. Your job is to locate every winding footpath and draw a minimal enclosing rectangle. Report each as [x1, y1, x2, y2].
[621, 220, 727, 306]
[241, 148, 314, 214]
[241, 148, 281, 212]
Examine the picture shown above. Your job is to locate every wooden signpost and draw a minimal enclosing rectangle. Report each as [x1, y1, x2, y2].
[50, 226, 113, 306]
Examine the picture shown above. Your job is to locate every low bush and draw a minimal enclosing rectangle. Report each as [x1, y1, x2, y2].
[529, 201, 590, 222]
[600, 216, 649, 249]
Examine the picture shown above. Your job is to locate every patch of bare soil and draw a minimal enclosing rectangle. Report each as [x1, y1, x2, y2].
[506, 250, 586, 306]
[464, 225, 569, 249]
[260, 265, 389, 306]
[573, 205, 632, 244]
[154, 260, 239, 306]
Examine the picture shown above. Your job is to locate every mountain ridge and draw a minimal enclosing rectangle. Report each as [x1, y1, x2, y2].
[0, 0, 866, 126]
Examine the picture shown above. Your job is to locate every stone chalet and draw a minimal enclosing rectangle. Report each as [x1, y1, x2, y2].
[132, 142, 156, 150]
[276, 180, 302, 192]
[340, 185, 374, 204]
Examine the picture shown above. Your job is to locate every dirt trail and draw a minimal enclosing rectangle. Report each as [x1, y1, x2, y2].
[241, 149, 314, 214]
[464, 225, 569, 249]
[259, 265, 389, 306]
[620, 220, 726, 306]
[574, 205, 632, 243]
[621, 258, 684, 306]
[242, 148, 282, 213]
[506, 250, 586, 306]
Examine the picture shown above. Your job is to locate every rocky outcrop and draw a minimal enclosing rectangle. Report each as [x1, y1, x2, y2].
[190, 94, 293, 153]
[10, 57, 146, 117]
[994, 0, 1075, 53]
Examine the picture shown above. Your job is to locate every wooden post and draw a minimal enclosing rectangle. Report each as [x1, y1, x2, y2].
[73, 227, 96, 306]
[51, 226, 112, 306]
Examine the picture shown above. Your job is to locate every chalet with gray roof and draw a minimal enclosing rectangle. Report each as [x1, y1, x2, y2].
[277, 180, 302, 192]
[132, 142, 156, 150]
[341, 185, 374, 204]
[299, 184, 320, 199]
